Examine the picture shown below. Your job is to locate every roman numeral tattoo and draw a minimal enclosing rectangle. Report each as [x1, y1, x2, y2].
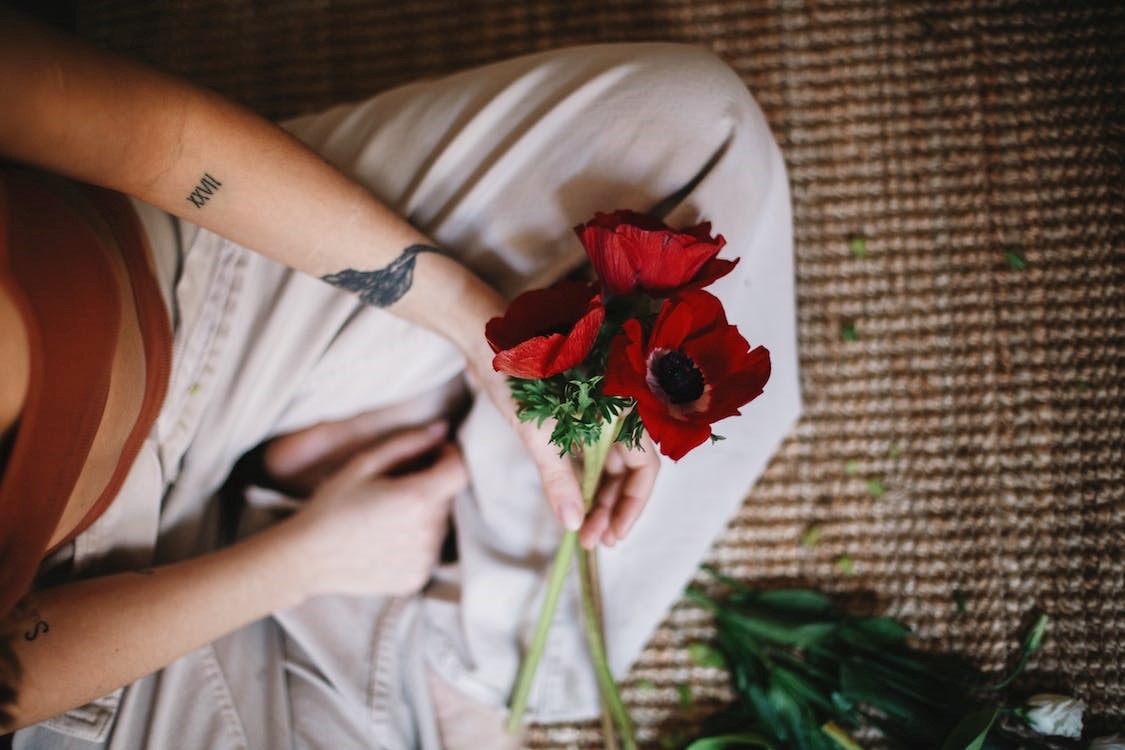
[186, 172, 223, 208]
[321, 244, 440, 308]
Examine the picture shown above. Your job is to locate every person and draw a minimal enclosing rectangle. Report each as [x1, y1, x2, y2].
[0, 6, 800, 748]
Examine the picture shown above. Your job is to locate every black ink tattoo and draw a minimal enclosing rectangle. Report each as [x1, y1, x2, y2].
[12, 601, 48, 643]
[186, 172, 222, 208]
[321, 244, 440, 308]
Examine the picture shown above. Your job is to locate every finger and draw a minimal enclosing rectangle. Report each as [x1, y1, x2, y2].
[579, 505, 611, 549]
[341, 421, 448, 480]
[520, 421, 584, 531]
[481, 368, 585, 530]
[265, 408, 411, 480]
[610, 435, 660, 539]
[603, 446, 625, 477]
[406, 443, 469, 500]
[579, 469, 624, 548]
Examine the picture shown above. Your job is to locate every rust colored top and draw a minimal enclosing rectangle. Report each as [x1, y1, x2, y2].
[0, 167, 171, 618]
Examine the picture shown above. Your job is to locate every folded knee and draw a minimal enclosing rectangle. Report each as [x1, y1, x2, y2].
[608, 43, 757, 124]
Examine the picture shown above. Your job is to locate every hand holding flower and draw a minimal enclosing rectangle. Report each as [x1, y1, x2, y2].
[491, 210, 770, 746]
[482, 280, 660, 542]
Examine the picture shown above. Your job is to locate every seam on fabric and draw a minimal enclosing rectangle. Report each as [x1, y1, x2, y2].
[199, 644, 251, 750]
[367, 596, 409, 748]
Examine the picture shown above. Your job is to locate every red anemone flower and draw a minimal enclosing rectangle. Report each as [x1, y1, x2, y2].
[574, 209, 738, 297]
[485, 280, 605, 379]
[604, 290, 770, 460]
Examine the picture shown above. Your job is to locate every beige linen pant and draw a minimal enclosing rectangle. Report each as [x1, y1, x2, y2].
[14, 42, 799, 749]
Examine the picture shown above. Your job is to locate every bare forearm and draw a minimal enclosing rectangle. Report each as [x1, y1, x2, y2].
[0, 8, 503, 346]
[3, 521, 313, 731]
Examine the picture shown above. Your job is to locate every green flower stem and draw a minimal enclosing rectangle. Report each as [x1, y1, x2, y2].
[580, 549, 636, 749]
[506, 416, 625, 736]
[577, 416, 633, 749]
[822, 721, 863, 750]
[584, 549, 620, 750]
[506, 529, 578, 733]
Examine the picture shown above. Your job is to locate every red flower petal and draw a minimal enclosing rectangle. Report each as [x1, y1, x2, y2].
[485, 281, 604, 378]
[635, 400, 713, 460]
[603, 319, 647, 396]
[687, 257, 739, 290]
[649, 290, 728, 351]
[603, 290, 771, 460]
[574, 210, 734, 297]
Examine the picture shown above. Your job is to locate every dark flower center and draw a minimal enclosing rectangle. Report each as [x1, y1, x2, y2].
[655, 351, 705, 404]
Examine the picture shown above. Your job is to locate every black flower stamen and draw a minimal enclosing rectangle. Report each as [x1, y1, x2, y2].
[655, 351, 705, 404]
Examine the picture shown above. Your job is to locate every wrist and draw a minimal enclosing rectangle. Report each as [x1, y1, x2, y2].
[253, 518, 323, 608]
[408, 253, 506, 353]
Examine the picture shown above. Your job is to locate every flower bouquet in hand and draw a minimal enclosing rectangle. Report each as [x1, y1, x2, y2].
[486, 210, 772, 747]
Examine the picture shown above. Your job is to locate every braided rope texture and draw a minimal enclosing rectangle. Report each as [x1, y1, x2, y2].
[73, 0, 1124, 745]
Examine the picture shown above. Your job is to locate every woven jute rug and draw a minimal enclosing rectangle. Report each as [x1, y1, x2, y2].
[67, 0, 1124, 746]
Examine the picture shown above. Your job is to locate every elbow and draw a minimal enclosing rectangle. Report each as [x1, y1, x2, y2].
[0, 629, 21, 736]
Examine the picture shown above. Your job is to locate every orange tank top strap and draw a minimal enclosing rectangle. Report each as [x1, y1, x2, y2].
[0, 167, 171, 618]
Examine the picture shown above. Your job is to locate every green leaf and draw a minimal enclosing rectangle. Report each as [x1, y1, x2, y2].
[699, 565, 752, 594]
[690, 642, 728, 669]
[848, 235, 868, 258]
[844, 617, 910, 646]
[662, 730, 690, 750]
[1005, 251, 1027, 271]
[840, 322, 857, 342]
[747, 683, 782, 735]
[772, 650, 837, 693]
[829, 691, 855, 716]
[939, 708, 998, 750]
[800, 525, 824, 547]
[953, 588, 968, 614]
[637, 678, 656, 692]
[773, 666, 835, 714]
[1024, 612, 1048, 652]
[508, 374, 638, 456]
[840, 660, 937, 727]
[719, 610, 835, 648]
[754, 590, 833, 616]
[866, 478, 885, 499]
[979, 613, 1049, 690]
[685, 733, 776, 750]
[844, 459, 860, 476]
[835, 556, 855, 575]
[616, 407, 646, 449]
[841, 652, 950, 710]
[676, 682, 695, 708]
[888, 442, 901, 458]
[767, 679, 804, 740]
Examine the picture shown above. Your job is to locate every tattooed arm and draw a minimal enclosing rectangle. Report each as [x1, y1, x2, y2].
[0, 425, 465, 732]
[0, 10, 655, 538]
[0, 8, 505, 347]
